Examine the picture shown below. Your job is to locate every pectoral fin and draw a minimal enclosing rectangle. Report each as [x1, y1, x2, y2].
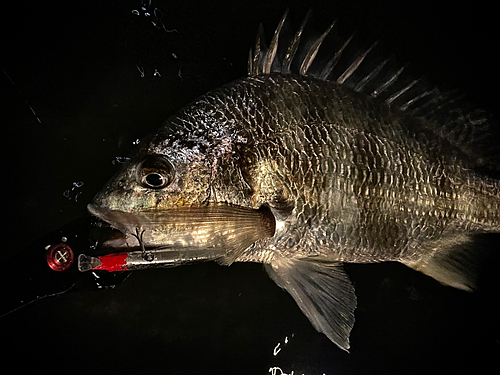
[265, 257, 357, 351]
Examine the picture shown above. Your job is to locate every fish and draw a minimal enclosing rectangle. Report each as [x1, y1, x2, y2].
[87, 9, 499, 351]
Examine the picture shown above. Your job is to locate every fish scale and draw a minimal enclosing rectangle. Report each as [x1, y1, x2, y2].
[202, 75, 447, 260]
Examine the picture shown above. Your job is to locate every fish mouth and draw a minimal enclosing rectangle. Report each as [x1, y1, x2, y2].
[87, 204, 146, 250]
[87, 203, 276, 258]
[88, 204, 143, 237]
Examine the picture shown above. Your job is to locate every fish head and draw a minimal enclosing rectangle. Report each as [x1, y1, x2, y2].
[88, 110, 276, 261]
[91, 131, 212, 215]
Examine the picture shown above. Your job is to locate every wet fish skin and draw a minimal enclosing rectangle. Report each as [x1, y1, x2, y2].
[89, 15, 500, 351]
[92, 73, 500, 263]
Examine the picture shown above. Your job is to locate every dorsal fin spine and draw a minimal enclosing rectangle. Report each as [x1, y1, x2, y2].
[336, 42, 377, 84]
[386, 78, 420, 105]
[263, 9, 289, 74]
[353, 57, 389, 92]
[247, 48, 253, 76]
[319, 34, 352, 80]
[250, 24, 266, 75]
[299, 21, 336, 76]
[371, 66, 405, 97]
[399, 87, 433, 111]
[282, 9, 312, 74]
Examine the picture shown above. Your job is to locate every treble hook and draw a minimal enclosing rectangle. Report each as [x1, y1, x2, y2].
[132, 228, 146, 255]
[131, 228, 155, 262]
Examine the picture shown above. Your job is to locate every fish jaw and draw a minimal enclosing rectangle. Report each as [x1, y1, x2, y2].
[88, 204, 141, 237]
[87, 203, 276, 264]
[87, 204, 144, 249]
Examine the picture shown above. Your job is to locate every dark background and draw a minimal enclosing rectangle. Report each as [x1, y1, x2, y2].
[1, 1, 498, 374]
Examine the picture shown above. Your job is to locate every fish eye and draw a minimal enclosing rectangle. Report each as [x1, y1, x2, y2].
[136, 155, 174, 189]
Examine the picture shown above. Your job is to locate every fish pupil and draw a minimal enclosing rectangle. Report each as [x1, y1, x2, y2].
[145, 173, 165, 188]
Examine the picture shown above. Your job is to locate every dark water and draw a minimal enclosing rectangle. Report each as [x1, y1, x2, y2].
[1, 1, 499, 373]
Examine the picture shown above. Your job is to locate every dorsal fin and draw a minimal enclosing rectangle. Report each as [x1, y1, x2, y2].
[247, 10, 499, 175]
[246, 10, 431, 107]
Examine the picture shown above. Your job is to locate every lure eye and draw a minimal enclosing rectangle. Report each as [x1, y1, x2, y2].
[136, 155, 174, 189]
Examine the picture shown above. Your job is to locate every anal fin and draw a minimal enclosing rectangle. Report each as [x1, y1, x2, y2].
[402, 233, 485, 292]
[265, 257, 356, 351]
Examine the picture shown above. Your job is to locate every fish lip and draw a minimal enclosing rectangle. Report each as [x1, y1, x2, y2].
[87, 203, 105, 220]
[87, 204, 142, 250]
[87, 203, 138, 236]
[87, 204, 119, 230]
[87, 204, 138, 233]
